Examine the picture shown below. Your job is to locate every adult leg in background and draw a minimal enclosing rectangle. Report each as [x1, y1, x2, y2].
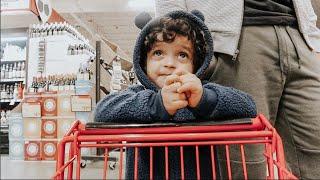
[274, 26, 320, 179]
[209, 25, 320, 179]
[209, 25, 284, 179]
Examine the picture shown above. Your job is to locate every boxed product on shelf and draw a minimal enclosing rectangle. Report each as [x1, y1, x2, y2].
[9, 117, 23, 140]
[57, 91, 75, 117]
[22, 102, 41, 118]
[41, 91, 57, 117]
[57, 118, 75, 139]
[41, 140, 57, 161]
[22, 92, 42, 118]
[71, 95, 92, 112]
[41, 119, 57, 139]
[75, 79, 93, 95]
[23, 118, 41, 139]
[24, 140, 41, 161]
[9, 140, 24, 160]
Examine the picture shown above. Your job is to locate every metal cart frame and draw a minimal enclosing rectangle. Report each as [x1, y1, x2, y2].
[53, 114, 297, 179]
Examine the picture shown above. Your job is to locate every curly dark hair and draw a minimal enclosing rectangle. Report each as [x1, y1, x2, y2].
[142, 17, 207, 72]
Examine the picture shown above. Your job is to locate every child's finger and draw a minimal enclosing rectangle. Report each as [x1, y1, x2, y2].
[179, 73, 196, 84]
[174, 69, 189, 76]
[167, 81, 182, 92]
[177, 82, 197, 93]
[178, 92, 187, 100]
[164, 74, 180, 86]
[185, 91, 191, 98]
[172, 100, 188, 108]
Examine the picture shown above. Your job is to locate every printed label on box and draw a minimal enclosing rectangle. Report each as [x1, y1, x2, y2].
[25, 141, 41, 161]
[71, 95, 91, 112]
[22, 102, 41, 117]
[41, 119, 57, 139]
[41, 92, 57, 116]
[41, 141, 57, 160]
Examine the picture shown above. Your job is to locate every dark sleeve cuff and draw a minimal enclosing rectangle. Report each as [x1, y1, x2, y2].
[149, 90, 172, 121]
[193, 87, 218, 118]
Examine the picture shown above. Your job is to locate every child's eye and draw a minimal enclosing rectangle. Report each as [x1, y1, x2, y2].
[153, 50, 162, 56]
[179, 52, 188, 59]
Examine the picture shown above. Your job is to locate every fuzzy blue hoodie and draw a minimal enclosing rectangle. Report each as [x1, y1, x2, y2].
[94, 10, 257, 179]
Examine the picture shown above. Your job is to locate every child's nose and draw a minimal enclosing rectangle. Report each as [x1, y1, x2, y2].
[163, 56, 175, 68]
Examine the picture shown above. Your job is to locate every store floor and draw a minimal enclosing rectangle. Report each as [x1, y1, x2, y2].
[1, 155, 123, 179]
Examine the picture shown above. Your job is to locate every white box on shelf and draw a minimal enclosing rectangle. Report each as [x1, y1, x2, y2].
[9, 120, 24, 140]
[9, 140, 25, 160]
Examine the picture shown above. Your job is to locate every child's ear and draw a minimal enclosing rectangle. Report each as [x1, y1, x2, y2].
[191, 10, 205, 22]
[135, 12, 152, 29]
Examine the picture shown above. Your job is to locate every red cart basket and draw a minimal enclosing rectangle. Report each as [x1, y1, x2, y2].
[53, 114, 297, 179]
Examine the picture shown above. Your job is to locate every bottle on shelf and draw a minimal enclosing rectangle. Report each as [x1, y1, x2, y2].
[1, 64, 5, 79]
[0, 110, 7, 126]
[8, 64, 13, 79]
[12, 62, 17, 79]
[9, 85, 14, 100]
[16, 62, 21, 78]
[4, 64, 9, 79]
[0, 85, 6, 100]
[21, 62, 25, 78]
[5, 85, 10, 100]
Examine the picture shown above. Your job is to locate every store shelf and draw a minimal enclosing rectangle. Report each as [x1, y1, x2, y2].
[0, 37, 27, 42]
[0, 59, 26, 63]
[0, 78, 25, 83]
[0, 125, 9, 130]
[0, 99, 22, 103]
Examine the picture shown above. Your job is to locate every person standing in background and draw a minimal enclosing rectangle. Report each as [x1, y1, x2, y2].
[155, 0, 320, 179]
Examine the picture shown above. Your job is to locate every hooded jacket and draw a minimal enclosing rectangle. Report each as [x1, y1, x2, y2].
[94, 10, 257, 179]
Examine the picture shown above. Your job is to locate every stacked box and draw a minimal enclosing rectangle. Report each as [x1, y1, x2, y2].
[41, 140, 57, 160]
[24, 140, 41, 161]
[9, 140, 25, 160]
[22, 92, 42, 118]
[75, 80, 93, 124]
[57, 91, 75, 117]
[57, 118, 75, 138]
[23, 118, 41, 139]
[8, 113, 24, 160]
[41, 119, 57, 139]
[41, 91, 57, 117]
[9, 114, 24, 140]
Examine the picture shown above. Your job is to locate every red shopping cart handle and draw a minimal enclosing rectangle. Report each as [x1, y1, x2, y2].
[86, 118, 252, 129]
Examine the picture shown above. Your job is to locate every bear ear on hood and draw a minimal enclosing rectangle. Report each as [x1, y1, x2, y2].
[191, 10, 205, 22]
[134, 12, 152, 29]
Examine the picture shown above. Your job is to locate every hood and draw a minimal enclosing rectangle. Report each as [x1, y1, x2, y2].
[133, 10, 214, 91]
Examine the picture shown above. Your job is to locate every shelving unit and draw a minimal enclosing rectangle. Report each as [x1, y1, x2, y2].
[0, 78, 25, 83]
[0, 29, 28, 155]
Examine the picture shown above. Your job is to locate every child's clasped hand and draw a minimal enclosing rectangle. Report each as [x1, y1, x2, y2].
[161, 70, 203, 115]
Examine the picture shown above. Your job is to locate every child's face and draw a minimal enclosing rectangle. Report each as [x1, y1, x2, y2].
[146, 34, 194, 88]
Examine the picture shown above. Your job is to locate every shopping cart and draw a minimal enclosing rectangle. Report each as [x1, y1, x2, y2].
[53, 114, 297, 179]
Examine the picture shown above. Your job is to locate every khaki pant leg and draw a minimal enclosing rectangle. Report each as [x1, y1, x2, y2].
[275, 26, 320, 179]
[209, 26, 284, 179]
